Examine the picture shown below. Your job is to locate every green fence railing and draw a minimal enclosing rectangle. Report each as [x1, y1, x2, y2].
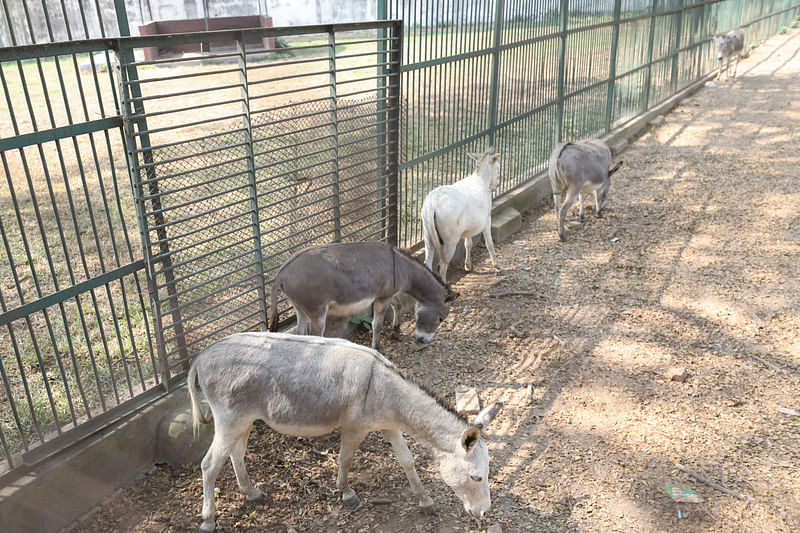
[380, 0, 800, 247]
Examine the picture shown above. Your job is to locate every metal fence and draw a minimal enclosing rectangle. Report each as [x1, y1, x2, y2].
[380, 0, 800, 247]
[0, 0, 798, 488]
[0, 15, 401, 482]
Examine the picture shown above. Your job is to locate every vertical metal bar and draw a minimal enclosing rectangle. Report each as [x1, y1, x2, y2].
[237, 34, 268, 330]
[114, 44, 186, 388]
[327, 29, 342, 242]
[488, 0, 505, 147]
[643, 0, 658, 111]
[556, 0, 569, 144]
[670, 0, 685, 94]
[114, 0, 133, 37]
[605, 0, 622, 131]
[386, 21, 403, 247]
[377, 1, 389, 242]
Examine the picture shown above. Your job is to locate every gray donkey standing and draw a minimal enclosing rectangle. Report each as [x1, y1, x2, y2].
[188, 332, 503, 531]
[269, 242, 456, 351]
[714, 29, 745, 80]
[548, 139, 623, 241]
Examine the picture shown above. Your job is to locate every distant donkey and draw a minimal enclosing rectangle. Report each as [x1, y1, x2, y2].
[421, 148, 504, 283]
[714, 29, 745, 80]
[269, 242, 457, 350]
[548, 139, 623, 241]
[188, 331, 503, 531]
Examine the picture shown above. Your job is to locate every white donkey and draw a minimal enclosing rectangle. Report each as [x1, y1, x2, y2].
[188, 332, 503, 531]
[421, 149, 504, 283]
[713, 29, 745, 80]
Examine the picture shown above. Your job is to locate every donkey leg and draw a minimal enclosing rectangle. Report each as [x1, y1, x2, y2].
[558, 188, 579, 242]
[229, 427, 263, 501]
[390, 298, 402, 339]
[371, 298, 392, 352]
[336, 429, 368, 506]
[578, 193, 585, 220]
[307, 308, 327, 337]
[381, 429, 435, 513]
[464, 236, 473, 271]
[423, 227, 437, 273]
[439, 240, 457, 283]
[732, 56, 739, 78]
[294, 307, 310, 335]
[200, 429, 237, 531]
[552, 192, 563, 236]
[482, 223, 504, 274]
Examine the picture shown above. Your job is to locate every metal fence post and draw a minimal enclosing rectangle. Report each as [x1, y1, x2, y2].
[670, 0, 685, 94]
[112, 1, 187, 387]
[642, 0, 658, 111]
[237, 33, 268, 330]
[377, 1, 389, 244]
[555, 0, 569, 144]
[605, 0, 622, 132]
[386, 21, 403, 247]
[327, 28, 342, 242]
[488, 0, 505, 148]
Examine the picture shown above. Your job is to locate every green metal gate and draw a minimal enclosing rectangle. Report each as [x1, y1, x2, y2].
[0, 12, 402, 483]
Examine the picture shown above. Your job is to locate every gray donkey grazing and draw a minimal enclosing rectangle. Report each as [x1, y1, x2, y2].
[548, 139, 623, 241]
[714, 29, 745, 80]
[269, 242, 457, 350]
[188, 332, 503, 531]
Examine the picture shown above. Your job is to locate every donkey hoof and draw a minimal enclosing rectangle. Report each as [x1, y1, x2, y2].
[419, 502, 436, 515]
[342, 492, 361, 507]
[559, 234, 568, 242]
[391, 328, 402, 340]
[246, 488, 265, 502]
[199, 520, 216, 532]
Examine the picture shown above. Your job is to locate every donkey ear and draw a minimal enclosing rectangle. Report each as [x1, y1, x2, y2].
[460, 425, 482, 453]
[467, 152, 482, 162]
[473, 402, 503, 428]
[490, 153, 501, 164]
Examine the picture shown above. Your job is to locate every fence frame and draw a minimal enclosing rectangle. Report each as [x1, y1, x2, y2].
[0, 17, 403, 484]
[379, 0, 800, 247]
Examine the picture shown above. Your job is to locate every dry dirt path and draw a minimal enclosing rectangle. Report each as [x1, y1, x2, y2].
[74, 28, 800, 533]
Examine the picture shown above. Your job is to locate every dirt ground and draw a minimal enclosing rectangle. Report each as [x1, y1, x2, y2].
[71, 28, 800, 533]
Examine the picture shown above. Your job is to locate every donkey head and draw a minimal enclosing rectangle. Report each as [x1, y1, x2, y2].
[437, 402, 503, 519]
[468, 149, 502, 192]
[713, 34, 730, 61]
[413, 288, 458, 344]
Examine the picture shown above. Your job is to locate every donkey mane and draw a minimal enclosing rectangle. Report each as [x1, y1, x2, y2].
[393, 246, 451, 293]
[393, 365, 468, 424]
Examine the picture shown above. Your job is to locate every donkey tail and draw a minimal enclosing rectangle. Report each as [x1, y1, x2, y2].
[268, 277, 281, 332]
[548, 142, 571, 189]
[432, 211, 444, 246]
[188, 361, 212, 438]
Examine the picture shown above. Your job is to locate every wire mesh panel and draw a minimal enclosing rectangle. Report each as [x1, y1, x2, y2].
[118, 22, 402, 377]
